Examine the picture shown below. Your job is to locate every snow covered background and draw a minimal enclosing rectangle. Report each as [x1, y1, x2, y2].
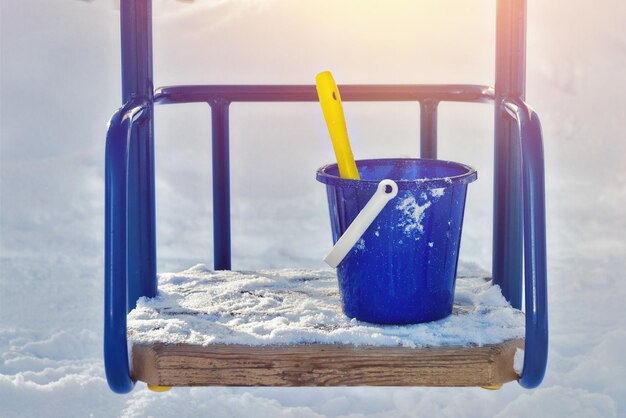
[1, 0, 625, 416]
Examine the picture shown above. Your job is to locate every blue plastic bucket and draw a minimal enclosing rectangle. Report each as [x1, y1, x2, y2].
[316, 158, 477, 324]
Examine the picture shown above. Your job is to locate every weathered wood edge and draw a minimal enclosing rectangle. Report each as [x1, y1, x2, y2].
[131, 339, 523, 387]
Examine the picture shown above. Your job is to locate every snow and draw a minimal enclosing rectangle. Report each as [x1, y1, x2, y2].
[514, 349, 525, 375]
[128, 265, 523, 347]
[396, 194, 432, 235]
[430, 188, 445, 198]
[493, 386, 618, 418]
[2, 0, 626, 417]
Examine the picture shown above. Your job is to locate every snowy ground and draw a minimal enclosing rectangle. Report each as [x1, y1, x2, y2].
[1, 0, 625, 417]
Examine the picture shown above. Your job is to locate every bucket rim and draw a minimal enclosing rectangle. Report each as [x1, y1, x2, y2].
[316, 158, 477, 189]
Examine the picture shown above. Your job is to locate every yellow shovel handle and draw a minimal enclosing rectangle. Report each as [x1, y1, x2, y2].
[315, 71, 360, 180]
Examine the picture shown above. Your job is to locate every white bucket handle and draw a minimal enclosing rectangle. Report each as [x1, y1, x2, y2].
[324, 179, 398, 268]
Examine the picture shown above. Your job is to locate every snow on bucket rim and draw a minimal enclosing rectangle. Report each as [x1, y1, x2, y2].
[316, 158, 477, 190]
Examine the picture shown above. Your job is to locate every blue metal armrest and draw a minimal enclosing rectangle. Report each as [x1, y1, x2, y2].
[505, 98, 549, 388]
[104, 98, 149, 394]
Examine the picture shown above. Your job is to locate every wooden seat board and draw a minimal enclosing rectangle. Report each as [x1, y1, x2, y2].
[128, 266, 525, 387]
[132, 339, 523, 387]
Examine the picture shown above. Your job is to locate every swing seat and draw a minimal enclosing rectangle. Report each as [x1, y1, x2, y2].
[105, 0, 548, 394]
[128, 266, 524, 387]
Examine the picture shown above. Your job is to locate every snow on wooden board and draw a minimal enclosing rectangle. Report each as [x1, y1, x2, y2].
[127, 264, 524, 348]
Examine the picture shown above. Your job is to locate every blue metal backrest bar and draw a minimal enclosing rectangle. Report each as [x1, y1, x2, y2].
[154, 83, 495, 270]
[154, 84, 494, 104]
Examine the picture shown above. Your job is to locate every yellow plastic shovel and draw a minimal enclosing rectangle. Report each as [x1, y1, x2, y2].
[315, 71, 360, 180]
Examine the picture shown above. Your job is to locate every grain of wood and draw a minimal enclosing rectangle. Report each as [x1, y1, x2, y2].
[132, 339, 523, 387]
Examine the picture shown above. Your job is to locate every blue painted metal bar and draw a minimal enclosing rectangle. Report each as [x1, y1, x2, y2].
[104, 99, 149, 394]
[493, 0, 526, 309]
[504, 97, 548, 388]
[419, 99, 438, 159]
[120, 0, 157, 310]
[210, 101, 232, 270]
[154, 84, 494, 104]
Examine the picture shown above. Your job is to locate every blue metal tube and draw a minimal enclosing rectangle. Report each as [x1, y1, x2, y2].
[155, 84, 494, 104]
[104, 99, 149, 394]
[504, 98, 548, 388]
[210, 101, 232, 270]
[104, 0, 155, 394]
[121, 0, 157, 309]
[420, 99, 438, 159]
[493, 0, 527, 309]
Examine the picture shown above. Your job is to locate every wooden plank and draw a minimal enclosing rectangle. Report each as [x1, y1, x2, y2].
[132, 339, 523, 387]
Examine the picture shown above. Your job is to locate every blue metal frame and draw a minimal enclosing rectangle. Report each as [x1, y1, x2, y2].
[493, 0, 526, 310]
[104, 0, 156, 394]
[104, 0, 548, 393]
[153, 83, 494, 269]
[104, 98, 149, 393]
[119, 0, 158, 312]
[504, 98, 548, 388]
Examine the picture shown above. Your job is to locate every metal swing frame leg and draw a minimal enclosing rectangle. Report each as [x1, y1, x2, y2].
[104, 0, 156, 394]
[494, 0, 548, 389]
